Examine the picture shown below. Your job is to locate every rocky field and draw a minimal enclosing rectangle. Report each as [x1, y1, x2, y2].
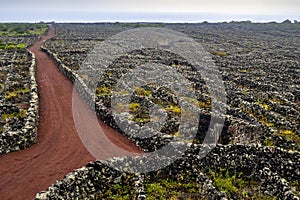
[0, 23, 47, 154]
[39, 22, 300, 199]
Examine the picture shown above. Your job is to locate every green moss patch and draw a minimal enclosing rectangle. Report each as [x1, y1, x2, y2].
[135, 87, 152, 97]
[2, 109, 27, 120]
[96, 86, 111, 96]
[0, 41, 27, 50]
[4, 87, 30, 100]
[95, 174, 135, 200]
[0, 23, 47, 37]
[275, 129, 300, 146]
[96, 172, 200, 200]
[208, 168, 274, 199]
[165, 105, 181, 114]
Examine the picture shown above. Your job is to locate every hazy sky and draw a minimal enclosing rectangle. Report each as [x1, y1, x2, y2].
[1, 0, 299, 22]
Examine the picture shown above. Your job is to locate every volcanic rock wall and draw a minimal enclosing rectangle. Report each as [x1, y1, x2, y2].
[0, 50, 39, 154]
[36, 144, 300, 199]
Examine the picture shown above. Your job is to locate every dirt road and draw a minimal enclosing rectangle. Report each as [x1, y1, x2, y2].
[0, 25, 141, 200]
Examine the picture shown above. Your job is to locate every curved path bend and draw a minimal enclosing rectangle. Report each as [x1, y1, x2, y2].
[0, 25, 141, 200]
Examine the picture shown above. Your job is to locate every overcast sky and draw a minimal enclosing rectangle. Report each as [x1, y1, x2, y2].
[1, 0, 299, 22]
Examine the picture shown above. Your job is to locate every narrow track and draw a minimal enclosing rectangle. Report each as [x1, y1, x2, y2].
[0, 25, 141, 200]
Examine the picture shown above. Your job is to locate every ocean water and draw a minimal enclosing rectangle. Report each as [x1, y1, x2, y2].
[0, 11, 299, 23]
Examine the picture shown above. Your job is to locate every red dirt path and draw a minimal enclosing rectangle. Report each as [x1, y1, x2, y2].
[0, 25, 142, 200]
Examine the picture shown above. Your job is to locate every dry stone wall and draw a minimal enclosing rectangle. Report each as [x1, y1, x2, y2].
[0, 50, 39, 154]
[36, 144, 300, 199]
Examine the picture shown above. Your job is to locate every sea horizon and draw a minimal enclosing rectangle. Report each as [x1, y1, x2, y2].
[0, 12, 299, 23]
